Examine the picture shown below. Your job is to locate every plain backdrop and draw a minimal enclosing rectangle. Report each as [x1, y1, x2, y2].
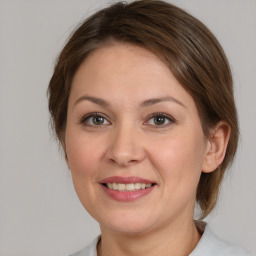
[0, 0, 256, 255]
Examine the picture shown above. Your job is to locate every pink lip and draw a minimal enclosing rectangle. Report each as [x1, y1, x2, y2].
[99, 176, 156, 202]
[100, 176, 155, 184]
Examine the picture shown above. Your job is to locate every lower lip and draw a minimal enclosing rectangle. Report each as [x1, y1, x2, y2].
[101, 185, 156, 202]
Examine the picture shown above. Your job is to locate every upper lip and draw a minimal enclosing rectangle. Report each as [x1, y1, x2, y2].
[100, 176, 156, 184]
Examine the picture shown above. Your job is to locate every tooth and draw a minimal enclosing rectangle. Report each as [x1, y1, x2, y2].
[134, 183, 141, 190]
[118, 183, 126, 191]
[107, 182, 153, 191]
[113, 183, 118, 190]
[126, 183, 135, 191]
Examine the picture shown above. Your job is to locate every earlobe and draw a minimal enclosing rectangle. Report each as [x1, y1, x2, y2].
[202, 121, 231, 173]
[65, 152, 70, 170]
[61, 137, 70, 169]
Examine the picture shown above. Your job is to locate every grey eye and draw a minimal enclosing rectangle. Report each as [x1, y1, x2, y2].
[82, 114, 110, 126]
[153, 116, 166, 125]
[92, 116, 105, 125]
[146, 113, 174, 126]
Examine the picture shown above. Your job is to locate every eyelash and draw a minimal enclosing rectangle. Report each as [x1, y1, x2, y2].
[146, 112, 175, 127]
[80, 112, 110, 127]
[80, 112, 175, 128]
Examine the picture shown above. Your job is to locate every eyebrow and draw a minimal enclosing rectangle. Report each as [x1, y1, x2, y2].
[74, 95, 110, 108]
[73, 95, 186, 108]
[140, 96, 186, 108]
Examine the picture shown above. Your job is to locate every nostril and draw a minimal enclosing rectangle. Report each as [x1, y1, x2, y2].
[109, 157, 139, 167]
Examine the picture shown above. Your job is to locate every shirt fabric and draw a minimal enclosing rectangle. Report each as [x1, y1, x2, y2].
[70, 221, 255, 256]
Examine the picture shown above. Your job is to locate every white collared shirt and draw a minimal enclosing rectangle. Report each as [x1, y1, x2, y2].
[70, 222, 255, 256]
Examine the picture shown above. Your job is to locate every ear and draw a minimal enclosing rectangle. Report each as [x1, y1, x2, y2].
[61, 136, 70, 170]
[202, 121, 231, 173]
[62, 143, 70, 170]
[65, 152, 70, 170]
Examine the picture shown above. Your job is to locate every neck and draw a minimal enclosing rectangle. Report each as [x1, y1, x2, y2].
[97, 217, 201, 256]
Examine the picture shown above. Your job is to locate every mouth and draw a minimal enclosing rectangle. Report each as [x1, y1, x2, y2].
[103, 182, 156, 191]
[99, 176, 157, 201]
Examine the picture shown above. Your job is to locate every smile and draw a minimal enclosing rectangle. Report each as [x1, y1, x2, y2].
[100, 176, 157, 202]
[104, 183, 154, 191]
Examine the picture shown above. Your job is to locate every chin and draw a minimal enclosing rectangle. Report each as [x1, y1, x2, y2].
[102, 221, 154, 235]
[97, 210, 160, 235]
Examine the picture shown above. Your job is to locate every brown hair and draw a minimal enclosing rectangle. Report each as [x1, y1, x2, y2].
[48, 0, 239, 219]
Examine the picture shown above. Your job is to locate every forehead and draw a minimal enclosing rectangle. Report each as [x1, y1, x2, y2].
[69, 43, 195, 109]
[72, 43, 169, 86]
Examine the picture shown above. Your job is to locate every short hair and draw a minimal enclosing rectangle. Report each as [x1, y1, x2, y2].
[48, 0, 239, 219]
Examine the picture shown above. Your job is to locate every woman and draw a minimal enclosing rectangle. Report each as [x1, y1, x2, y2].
[48, 1, 255, 255]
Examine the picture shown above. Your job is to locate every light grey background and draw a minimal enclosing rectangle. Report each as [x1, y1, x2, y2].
[0, 0, 255, 255]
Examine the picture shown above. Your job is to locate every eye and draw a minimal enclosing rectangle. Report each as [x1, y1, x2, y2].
[146, 113, 174, 127]
[80, 113, 110, 126]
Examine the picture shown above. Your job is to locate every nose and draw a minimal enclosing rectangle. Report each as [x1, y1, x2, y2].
[105, 124, 146, 167]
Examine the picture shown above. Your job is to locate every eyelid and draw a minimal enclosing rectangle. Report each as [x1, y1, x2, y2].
[145, 112, 175, 126]
[80, 112, 111, 126]
[79, 112, 175, 127]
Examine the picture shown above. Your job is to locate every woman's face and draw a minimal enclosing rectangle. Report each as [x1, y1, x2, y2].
[65, 43, 210, 234]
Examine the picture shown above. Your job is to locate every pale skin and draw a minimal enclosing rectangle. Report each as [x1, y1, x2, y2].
[65, 43, 230, 256]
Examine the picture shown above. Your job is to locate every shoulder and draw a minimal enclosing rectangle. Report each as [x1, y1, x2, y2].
[190, 221, 255, 256]
[69, 236, 100, 256]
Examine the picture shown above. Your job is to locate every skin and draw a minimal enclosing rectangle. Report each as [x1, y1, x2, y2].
[65, 43, 230, 256]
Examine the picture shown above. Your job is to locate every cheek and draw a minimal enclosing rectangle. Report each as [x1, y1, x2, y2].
[65, 130, 105, 178]
[65, 129, 107, 214]
[148, 131, 205, 192]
